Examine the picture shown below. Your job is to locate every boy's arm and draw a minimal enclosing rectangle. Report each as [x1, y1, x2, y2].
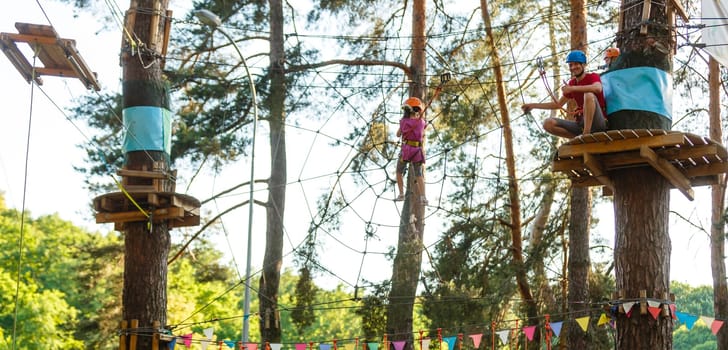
[563, 81, 602, 95]
[522, 95, 568, 113]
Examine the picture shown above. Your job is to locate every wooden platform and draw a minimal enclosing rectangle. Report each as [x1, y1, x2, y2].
[93, 165, 200, 231]
[552, 129, 728, 201]
[94, 192, 200, 230]
[0, 22, 100, 90]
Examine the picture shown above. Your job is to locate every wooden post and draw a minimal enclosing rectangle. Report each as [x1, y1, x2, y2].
[640, 0, 652, 35]
[119, 320, 128, 350]
[152, 320, 160, 350]
[130, 319, 139, 350]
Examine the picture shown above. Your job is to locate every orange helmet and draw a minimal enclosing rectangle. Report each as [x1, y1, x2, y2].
[403, 97, 424, 111]
[605, 47, 620, 59]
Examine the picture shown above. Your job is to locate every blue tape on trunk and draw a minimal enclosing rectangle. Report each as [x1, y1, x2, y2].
[122, 106, 172, 154]
[602, 67, 673, 120]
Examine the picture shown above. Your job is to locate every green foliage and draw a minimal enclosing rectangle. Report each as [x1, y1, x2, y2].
[291, 266, 318, 334]
[673, 324, 714, 350]
[354, 282, 388, 340]
[672, 282, 714, 316]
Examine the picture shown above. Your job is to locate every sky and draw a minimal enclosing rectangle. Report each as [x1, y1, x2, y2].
[0, 0, 722, 297]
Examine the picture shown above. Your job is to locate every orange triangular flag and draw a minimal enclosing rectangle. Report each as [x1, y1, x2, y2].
[648, 306, 661, 320]
[576, 316, 590, 333]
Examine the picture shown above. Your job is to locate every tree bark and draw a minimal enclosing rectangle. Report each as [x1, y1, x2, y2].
[121, 0, 171, 348]
[386, 1, 426, 348]
[612, 168, 672, 349]
[565, 188, 591, 348]
[708, 57, 728, 349]
[259, 0, 286, 343]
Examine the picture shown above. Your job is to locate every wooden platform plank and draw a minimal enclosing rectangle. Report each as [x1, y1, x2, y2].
[0, 22, 100, 90]
[117, 169, 170, 179]
[583, 153, 614, 191]
[640, 145, 694, 200]
[552, 130, 728, 197]
[559, 132, 684, 158]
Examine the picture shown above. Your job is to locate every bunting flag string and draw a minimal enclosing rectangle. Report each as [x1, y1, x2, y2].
[161, 300, 728, 350]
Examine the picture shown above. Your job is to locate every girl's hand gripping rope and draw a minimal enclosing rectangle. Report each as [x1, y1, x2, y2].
[421, 72, 451, 123]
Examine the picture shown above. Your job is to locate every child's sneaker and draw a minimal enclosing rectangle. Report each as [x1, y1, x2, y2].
[395, 194, 405, 201]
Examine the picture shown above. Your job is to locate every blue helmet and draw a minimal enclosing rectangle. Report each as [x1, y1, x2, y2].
[566, 50, 587, 63]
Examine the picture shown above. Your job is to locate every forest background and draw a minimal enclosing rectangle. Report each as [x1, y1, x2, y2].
[0, 0, 726, 349]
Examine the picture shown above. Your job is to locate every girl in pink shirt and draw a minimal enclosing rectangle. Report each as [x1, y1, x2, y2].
[395, 97, 428, 205]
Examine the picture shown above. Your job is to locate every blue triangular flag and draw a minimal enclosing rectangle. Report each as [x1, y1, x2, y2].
[551, 321, 563, 337]
[443, 336, 456, 350]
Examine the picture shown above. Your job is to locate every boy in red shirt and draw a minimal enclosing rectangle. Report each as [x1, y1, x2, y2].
[522, 50, 607, 138]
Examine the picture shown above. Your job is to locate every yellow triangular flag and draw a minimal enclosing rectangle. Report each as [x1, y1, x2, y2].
[701, 316, 715, 327]
[576, 316, 590, 332]
[597, 313, 609, 326]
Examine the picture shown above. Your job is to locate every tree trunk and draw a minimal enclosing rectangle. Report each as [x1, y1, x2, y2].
[709, 57, 728, 349]
[565, 1, 592, 349]
[121, 0, 171, 348]
[386, 1, 426, 348]
[565, 187, 590, 349]
[480, 0, 537, 347]
[610, 1, 674, 348]
[612, 168, 672, 349]
[259, 0, 286, 343]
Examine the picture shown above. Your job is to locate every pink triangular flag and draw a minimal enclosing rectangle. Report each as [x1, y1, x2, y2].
[712, 320, 725, 335]
[648, 306, 661, 320]
[393, 341, 406, 350]
[296, 344, 307, 350]
[182, 333, 193, 347]
[246, 343, 258, 350]
[468, 333, 482, 349]
[522, 326, 536, 341]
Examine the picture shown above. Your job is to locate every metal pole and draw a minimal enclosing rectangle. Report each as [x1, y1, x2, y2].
[195, 9, 258, 345]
